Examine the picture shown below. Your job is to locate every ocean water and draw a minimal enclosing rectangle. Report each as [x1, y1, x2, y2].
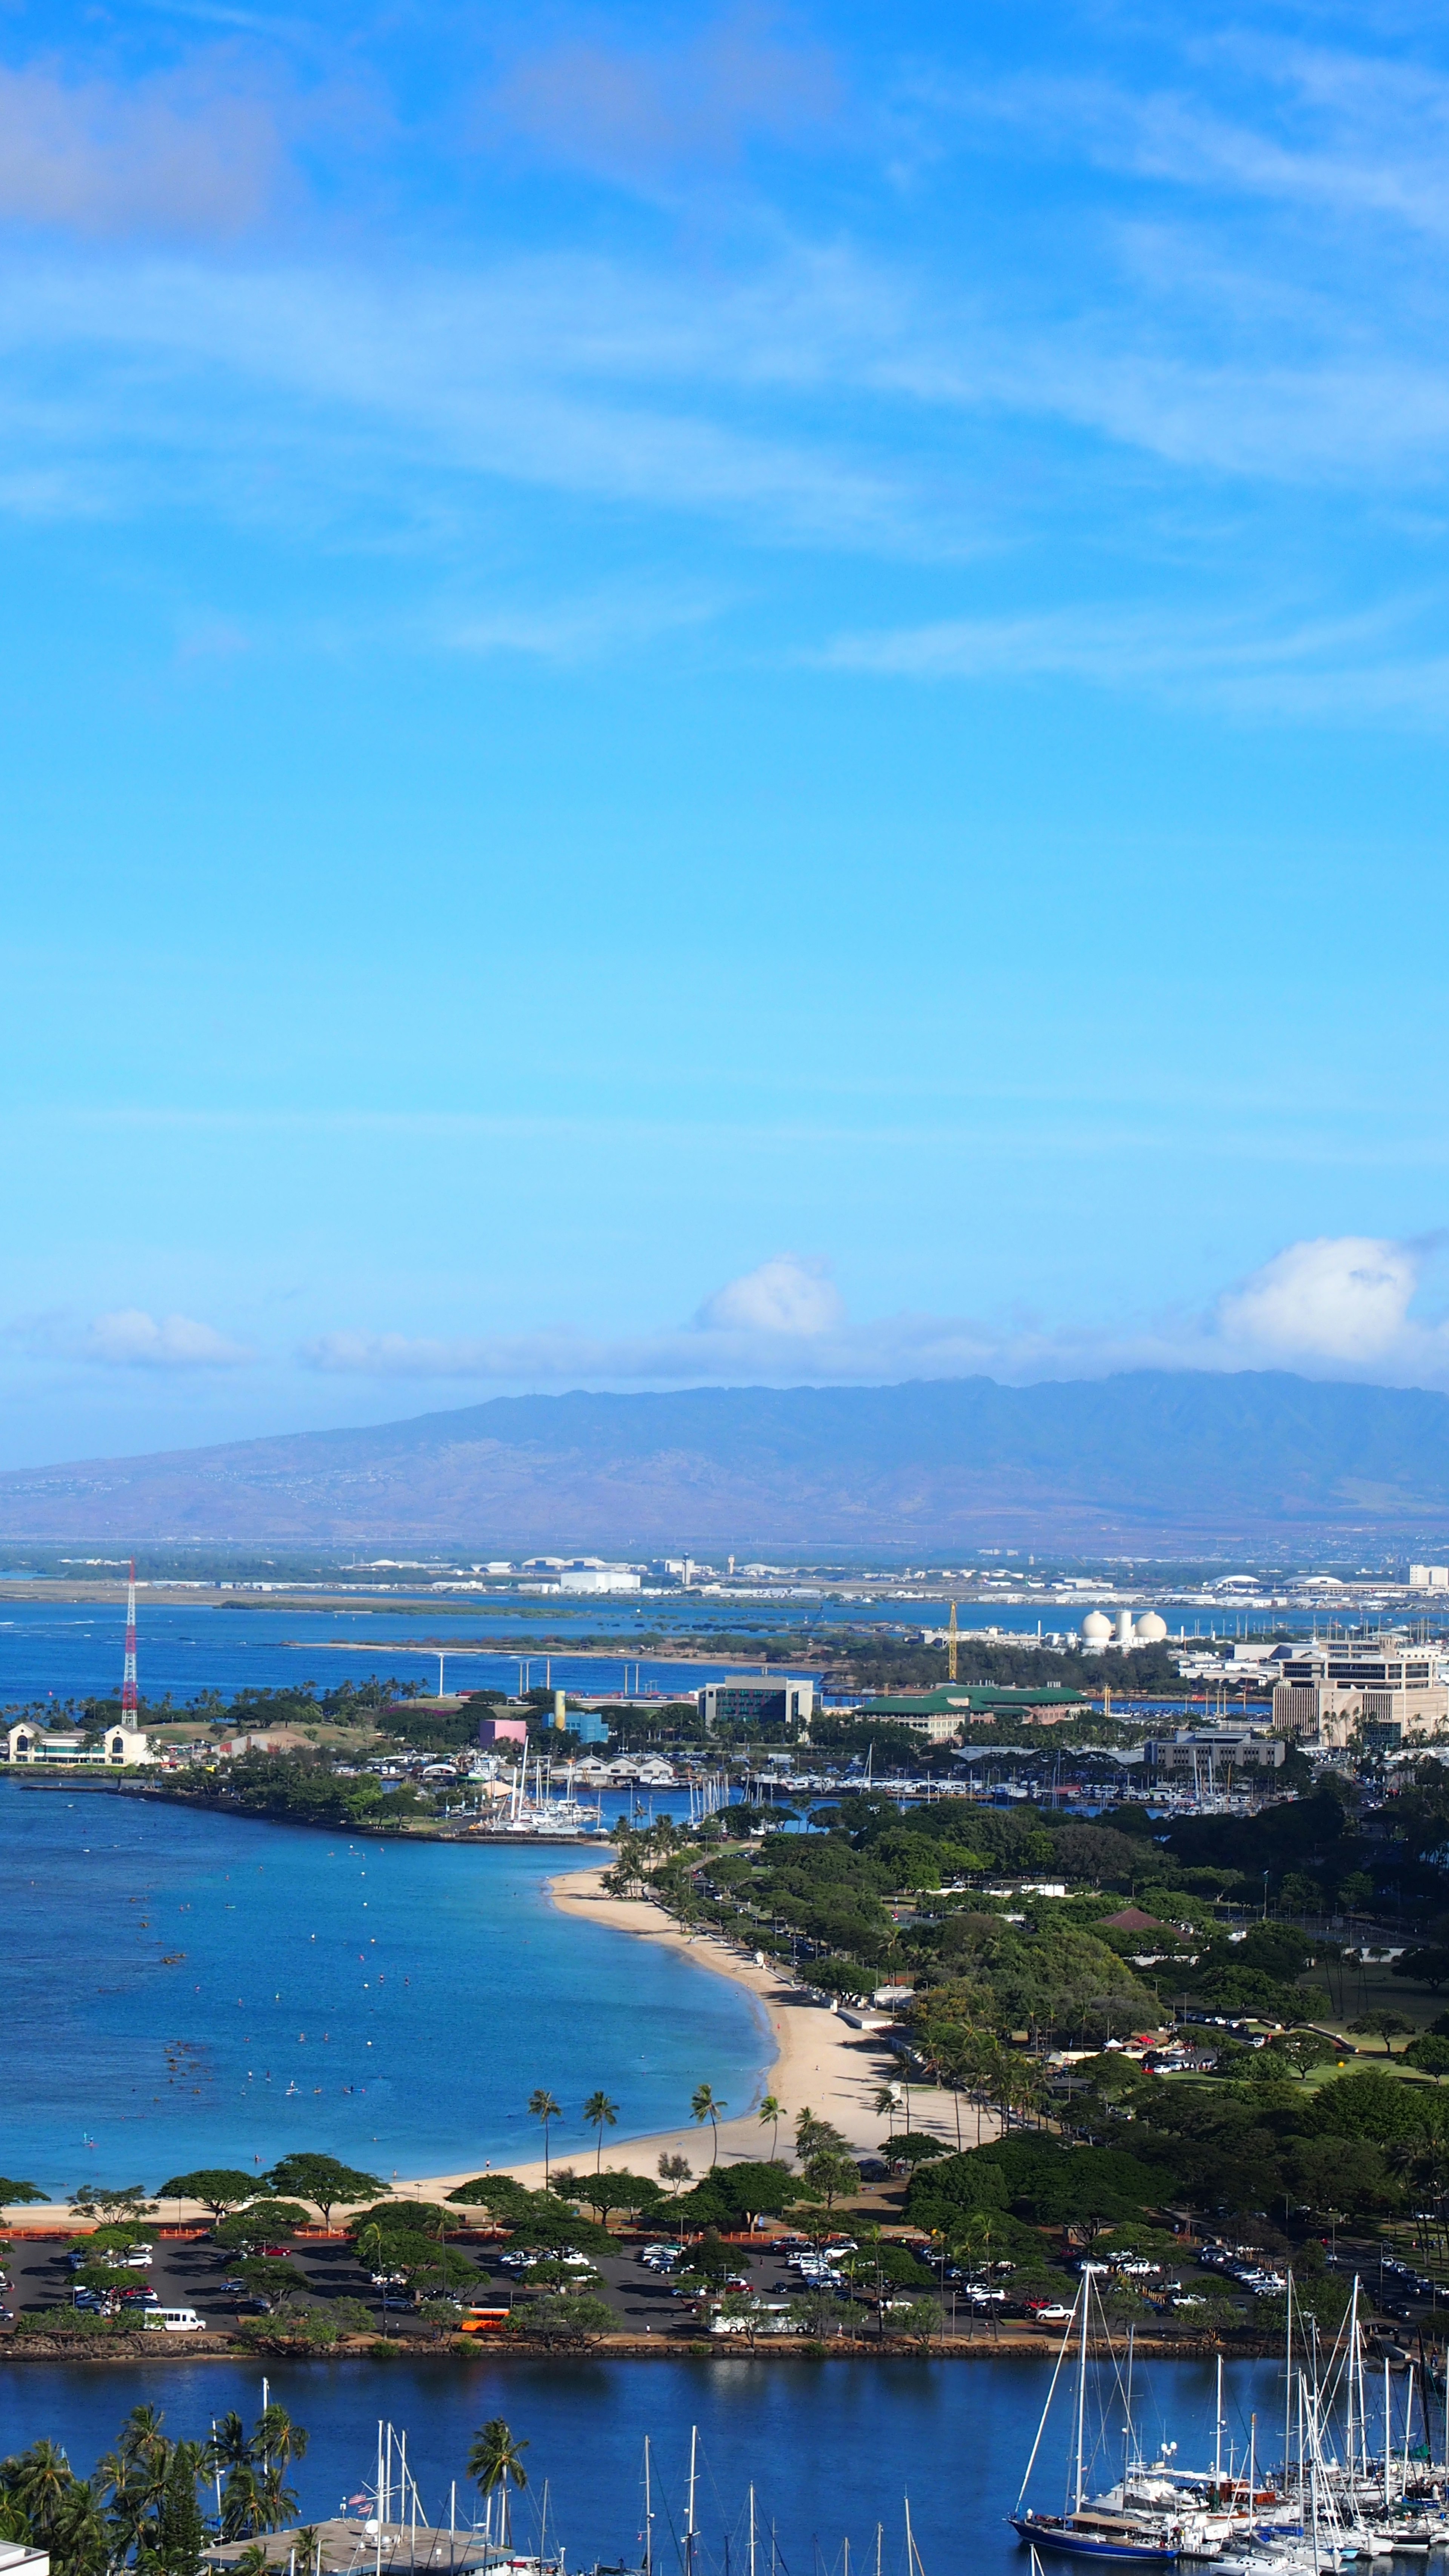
[0, 1599, 794, 1712]
[0, 1594, 1338, 1720]
[0, 1783, 768, 2195]
[0, 2353, 1289, 2576]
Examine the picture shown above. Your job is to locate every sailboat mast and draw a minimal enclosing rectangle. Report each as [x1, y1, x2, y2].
[686, 2426, 698, 2576]
[1215, 2353, 1224, 2491]
[1346, 2280, 1357, 2482]
[1284, 2276, 1295, 2493]
[1385, 2357, 1393, 2510]
[903, 2497, 915, 2576]
[749, 2488, 756, 2576]
[1074, 2275, 1091, 2513]
[644, 2442, 653, 2576]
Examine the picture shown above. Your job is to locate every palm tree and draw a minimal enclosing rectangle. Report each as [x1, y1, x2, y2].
[691, 2082, 727, 2167]
[466, 2421, 529, 2546]
[873, 2083, 898, 2140]
[10, 2443, 77, 2535]
[218, 2466, 265, 2542]
[202, 2415, 252, 2482]
[254, 2407, 308, 2472]
[582, 2090, 618, 2173]
[758, 2094, 783, 2159]
[354, 2221, 389, 2331]
[254, 2462, 300, 2535]
[528, 2088, 562, 2186]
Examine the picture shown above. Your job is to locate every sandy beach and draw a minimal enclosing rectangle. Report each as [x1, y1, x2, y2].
[395, 1859, 987, 2204]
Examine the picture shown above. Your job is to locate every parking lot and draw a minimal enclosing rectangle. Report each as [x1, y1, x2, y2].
[0, 2229, 871, 2342]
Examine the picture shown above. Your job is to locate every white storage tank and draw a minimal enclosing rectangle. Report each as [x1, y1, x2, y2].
[1080, 1610, 1112, 1644]
[1134, 1611, 1168, 1643]
[1115, 1610, 1135, 1645]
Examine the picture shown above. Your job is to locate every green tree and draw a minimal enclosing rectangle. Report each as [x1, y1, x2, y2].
[1405, 2034, 1449, 2081]
[211, 2202, 310, 2252]
[582, 2091, 618, 2173]
[157, 2442, 206, 2576]
[71, 2184, 156, 2223]
[466, 2421, 529, 2544]
[1267, 2032, 1340, 2081]
[802, 2149, 860, 2211]
[892, 2298, 941, 2350]
[1349, 2012, 1415, 2055]
[527, 2090, 562, 2185]
[758, 2094, 783, 2158]
[508, 2292, 615, 2348]
[155, 2168, 261, 2219]
[0, 2180, 46, 2206]
[691, 2083, 728, 2167]
[264, 2154, 381, 2226]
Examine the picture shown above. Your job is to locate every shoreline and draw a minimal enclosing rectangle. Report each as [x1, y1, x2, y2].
[397, 1858, 988, 2202]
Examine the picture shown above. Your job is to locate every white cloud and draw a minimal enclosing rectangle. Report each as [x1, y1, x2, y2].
[1213, 1235, 1446, 1366]
[694, 1253, 845, 1336]
[81, 1309, 256, 1368]
[300, 1234, 1449, 1392]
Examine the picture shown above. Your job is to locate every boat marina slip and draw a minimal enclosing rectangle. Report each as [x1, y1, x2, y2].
[1012, 2275, 1449, 2567]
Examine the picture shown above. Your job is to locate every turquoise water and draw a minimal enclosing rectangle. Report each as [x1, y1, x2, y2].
[0, 2354, 1288, 2576]
[0, 1783, 768, 2194]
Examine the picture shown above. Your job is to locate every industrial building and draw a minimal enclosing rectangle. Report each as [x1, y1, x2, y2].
[1078, 1609, 1170, 1649]
[697, 1676, 816, 1733]
[1271, 1636, 1449, 1749]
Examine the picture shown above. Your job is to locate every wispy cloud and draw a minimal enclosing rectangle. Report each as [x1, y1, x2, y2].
[12, 1308, 257, 1368]
[488, 8, 841, 191]
[816, 597, 1449, 722]
[298, 1238, 1449, 1393]
[0, 59, 288, 240]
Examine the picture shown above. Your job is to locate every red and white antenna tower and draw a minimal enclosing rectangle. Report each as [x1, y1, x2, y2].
[121, 1559, 138, 1715]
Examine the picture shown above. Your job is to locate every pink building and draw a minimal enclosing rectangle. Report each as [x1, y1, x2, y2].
[476, 1714, 529, 1749]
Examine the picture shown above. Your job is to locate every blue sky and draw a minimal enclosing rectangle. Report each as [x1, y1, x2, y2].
[5, 0, 1449, 1466]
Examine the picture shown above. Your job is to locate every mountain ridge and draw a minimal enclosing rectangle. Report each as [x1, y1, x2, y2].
[0, 1370, 1447, 1549]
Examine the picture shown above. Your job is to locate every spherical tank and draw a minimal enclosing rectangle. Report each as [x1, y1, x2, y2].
[1080, 1611, 1112, 1642]
[1135, 1611, 1168, 1642]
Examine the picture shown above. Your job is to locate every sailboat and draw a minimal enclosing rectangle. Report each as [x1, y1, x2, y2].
[1011, 2280, 1193, 2561]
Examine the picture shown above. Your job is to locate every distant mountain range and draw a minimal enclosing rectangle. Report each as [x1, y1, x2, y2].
[0, 1371, 1447, 1552]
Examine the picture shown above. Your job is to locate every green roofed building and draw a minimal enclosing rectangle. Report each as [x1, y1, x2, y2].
[849, 1686, 1088, 1742]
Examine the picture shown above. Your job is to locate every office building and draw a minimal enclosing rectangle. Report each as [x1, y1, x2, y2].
[697, 1677, 816, 1733]
[1271, 1636, 1449, 1749]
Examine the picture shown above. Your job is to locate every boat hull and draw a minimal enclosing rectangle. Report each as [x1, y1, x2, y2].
[1011, 2519, 1180, 2562]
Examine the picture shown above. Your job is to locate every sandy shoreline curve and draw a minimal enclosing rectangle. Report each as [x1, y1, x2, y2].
[395, 1858, 983, 2204]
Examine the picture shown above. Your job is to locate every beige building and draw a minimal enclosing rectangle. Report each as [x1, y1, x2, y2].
[4, 1722, 156, 1766]
[1272, 1638, 1449, 1749]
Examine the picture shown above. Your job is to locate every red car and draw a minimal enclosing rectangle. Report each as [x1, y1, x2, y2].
[259, 2244, 292, 2259]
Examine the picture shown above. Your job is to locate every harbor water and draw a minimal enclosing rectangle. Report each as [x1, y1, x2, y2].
[0, 2354, 1289, 2576]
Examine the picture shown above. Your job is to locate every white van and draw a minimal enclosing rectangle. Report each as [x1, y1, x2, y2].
[143, 2308, 206, 2332]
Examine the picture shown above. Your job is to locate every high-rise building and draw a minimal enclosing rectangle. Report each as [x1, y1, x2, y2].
[1272, 1636, 1448, 1748]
